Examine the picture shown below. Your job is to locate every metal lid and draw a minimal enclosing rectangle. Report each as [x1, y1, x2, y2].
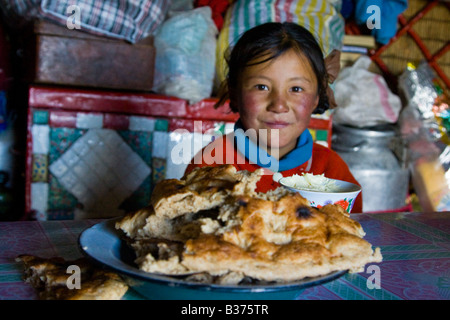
[332, 123, 397, 139]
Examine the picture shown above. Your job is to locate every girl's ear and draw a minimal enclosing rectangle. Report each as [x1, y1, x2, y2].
[323, 49, 341, 109]
[324, 49, 341, 84]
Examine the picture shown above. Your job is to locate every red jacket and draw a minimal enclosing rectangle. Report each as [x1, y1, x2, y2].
[185, 133, 363, 213]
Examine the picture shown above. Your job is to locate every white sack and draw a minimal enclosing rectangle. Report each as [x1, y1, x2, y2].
[333, 56, 402, 127]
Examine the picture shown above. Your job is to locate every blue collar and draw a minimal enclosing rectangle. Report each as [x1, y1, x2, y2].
[234, 120, 313, 172]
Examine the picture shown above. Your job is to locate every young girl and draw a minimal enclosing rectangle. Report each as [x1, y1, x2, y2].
[185, 22, 362, 212]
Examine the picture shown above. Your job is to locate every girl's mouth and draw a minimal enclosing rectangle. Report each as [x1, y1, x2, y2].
[263, 121, 290, 129]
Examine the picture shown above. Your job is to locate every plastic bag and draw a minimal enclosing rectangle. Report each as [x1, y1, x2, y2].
[400, 104, 450, 212]
[398, 63, 450, 212]
[153, 7, 218, 104]
[333, 56, 402, 127]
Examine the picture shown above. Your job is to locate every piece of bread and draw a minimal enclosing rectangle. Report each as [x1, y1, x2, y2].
[150, 165, 263, 219]
[116, 165, 264, 241]
[16, 255, 128, 300]
[181, 195, 381, 282]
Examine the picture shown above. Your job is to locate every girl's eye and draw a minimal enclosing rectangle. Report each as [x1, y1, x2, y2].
[291, 86, 303, 93]
[255, 84, 269, 91]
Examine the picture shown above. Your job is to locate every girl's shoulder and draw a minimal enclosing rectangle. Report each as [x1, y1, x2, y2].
[311, 142, 350, 170]
[312, 142, 337, 156]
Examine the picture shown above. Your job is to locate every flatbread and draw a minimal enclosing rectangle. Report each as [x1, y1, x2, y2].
[17, 255, 128, 300]
[182, 196, 380, 282]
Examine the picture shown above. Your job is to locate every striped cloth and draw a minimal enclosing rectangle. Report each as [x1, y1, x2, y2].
[0, 0, 170, 43]
[216, 0, 345, 84]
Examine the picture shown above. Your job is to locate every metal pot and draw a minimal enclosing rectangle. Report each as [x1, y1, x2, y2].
[332, 123, 409, 212]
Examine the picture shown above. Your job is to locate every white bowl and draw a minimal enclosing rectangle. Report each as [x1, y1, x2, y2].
[279, 177, 361, 213]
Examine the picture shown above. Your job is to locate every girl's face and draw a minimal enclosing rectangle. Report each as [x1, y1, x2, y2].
[237, 49, 319, 159]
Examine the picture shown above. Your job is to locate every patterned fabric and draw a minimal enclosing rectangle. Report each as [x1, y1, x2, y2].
[0, 0, 170, 43]
[1, 211, 449, 299]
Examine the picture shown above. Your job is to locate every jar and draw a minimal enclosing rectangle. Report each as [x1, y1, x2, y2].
[332, 123, 410, 212]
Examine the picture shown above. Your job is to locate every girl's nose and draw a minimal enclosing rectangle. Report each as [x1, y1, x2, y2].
[267, 90, 289, 113]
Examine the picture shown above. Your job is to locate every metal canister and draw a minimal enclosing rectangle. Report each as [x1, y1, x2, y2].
[332, 123, 409, 212]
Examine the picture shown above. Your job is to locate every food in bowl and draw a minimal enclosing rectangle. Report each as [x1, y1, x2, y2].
[280, 173, 341, 192]
[278, 173, 361, 213]
[115, 165, 380, 285]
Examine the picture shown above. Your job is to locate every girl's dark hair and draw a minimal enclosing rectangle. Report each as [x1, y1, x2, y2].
[216, 22, 329, 114]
